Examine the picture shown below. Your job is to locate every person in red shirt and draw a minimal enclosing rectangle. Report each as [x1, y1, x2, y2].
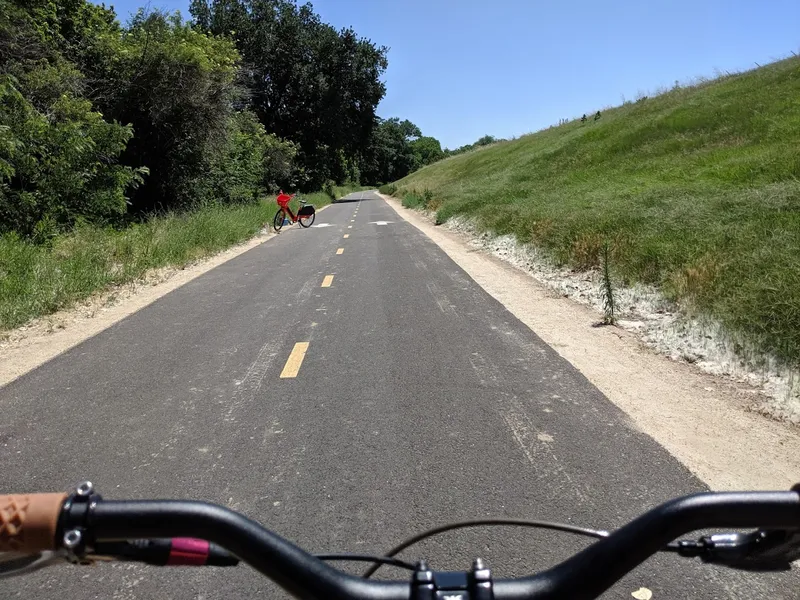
[276, 190, 297, 223]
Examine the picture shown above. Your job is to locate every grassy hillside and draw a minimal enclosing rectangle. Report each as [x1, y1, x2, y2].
[390, 57, 800, 367]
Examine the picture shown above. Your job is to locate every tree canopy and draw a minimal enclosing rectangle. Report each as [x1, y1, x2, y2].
[0, 0, 453, 241]
[189, 0, 389, 189]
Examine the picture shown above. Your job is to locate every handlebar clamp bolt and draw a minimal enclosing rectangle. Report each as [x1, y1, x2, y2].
[470, 557, 493, 600]
[411, 560, 435, 600]
[75, 482, 94, 497]
[63, 529, 82, 550]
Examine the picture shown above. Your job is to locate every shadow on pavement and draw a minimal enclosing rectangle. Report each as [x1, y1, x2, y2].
[334, 195, 374, 204]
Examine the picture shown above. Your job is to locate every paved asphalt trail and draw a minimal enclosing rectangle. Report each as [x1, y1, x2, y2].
[0, 192, 793, 598]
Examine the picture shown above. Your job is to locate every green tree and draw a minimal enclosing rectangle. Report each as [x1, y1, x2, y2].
[91, 9, 242, 213]
[204, 109, 298, 204]
[189, 0, 388, 189]
[440, 134, 500, 160]
[0, 0, 143, 238]
[410, 135, 444, 166]
[360, 117, 423, 184]
[0, 76, 144, 239]
[474, 134, 497, 147]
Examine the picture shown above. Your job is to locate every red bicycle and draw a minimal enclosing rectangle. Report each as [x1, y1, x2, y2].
[273, 196, 316, 231]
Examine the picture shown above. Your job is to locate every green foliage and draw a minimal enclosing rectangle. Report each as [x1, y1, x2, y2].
[400, 188, 438, 212]
[402, 192, 425, 210]
[1, 0, 424, 243]
[190, 0, 388, 190]
[0, 1, 304, 235]
[360, 118, 423, 184]
[0, 76, 144, 240]
[200, 109, 298, 204]
[0, 1, 145, 238]
[442, 134, 502, 159]
[411, 136, 444, 166]
[93, 10, 242, 213]
[323, 179, 337, 202]
[396, 56, 800, 366]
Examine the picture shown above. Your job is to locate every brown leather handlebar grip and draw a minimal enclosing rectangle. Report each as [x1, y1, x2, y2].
[0, 493, 67, 553]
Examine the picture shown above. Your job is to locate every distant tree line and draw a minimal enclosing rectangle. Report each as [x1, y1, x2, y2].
[441, 134, 500, 158]
[0, 0, 449, 241]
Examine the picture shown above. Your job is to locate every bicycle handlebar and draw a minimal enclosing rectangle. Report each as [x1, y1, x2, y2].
[1, 485, 799, 599]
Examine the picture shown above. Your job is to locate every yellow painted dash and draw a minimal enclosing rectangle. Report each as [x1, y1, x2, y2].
[279, 342, 310, 378]
[336, 248, 344, 255]
[343, 234, 349, 239]
[321, 275, 334, 287]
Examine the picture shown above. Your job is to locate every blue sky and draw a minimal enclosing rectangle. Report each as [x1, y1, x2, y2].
[101, 0, 799, 149]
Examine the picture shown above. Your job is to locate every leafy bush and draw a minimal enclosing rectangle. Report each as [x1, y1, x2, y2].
[0, 75, 144, 240]
[402, 192, 425, 209]
[323, 180, 337, 202]
[93, 10, 242, 214]
[201, 110, 298, 204]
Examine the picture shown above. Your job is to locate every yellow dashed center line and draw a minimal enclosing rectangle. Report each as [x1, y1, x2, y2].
[343, 234, 349, 238]
[321, 275, 334, 287]
[279, 342, 310, 378]
[336, 248, 344, 255]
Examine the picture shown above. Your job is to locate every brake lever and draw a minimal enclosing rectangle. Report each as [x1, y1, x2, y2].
[677, 529, 800, 571]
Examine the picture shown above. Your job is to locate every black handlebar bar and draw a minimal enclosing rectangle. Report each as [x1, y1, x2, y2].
[56, 489, 800, 600]
[494, 490, 800, 599]
[87, 500, 404, 600]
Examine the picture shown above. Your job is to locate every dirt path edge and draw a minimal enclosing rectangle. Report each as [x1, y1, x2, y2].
[0, 230, 278, 388]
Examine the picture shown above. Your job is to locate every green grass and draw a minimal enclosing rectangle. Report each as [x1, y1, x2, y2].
[0, 203, 270, 330]
[393, 56, 800, 366]
[0, 184, 366, 331]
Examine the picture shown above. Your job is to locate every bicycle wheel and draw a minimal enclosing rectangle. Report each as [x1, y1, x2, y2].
[273, 209, 286, 232]
[298, 211, 315, 228]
